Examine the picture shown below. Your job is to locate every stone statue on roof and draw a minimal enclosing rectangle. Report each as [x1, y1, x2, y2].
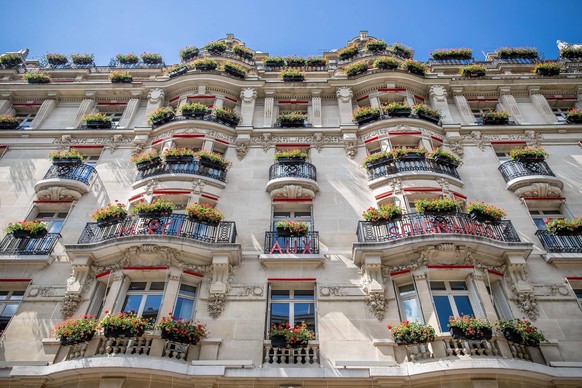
[557, 40, 582, 50]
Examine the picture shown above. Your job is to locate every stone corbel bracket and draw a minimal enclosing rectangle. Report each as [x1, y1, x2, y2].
[359, 254, 387, 320]
[61, 257, 92, 318]
[207, 255, 236, 319]
[505, 253, 539, 320]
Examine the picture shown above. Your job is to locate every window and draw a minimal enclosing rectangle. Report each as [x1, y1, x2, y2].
[36, 212, 68, 233]
[122, 281, 165, 321]
[15, 113, 35, 129]
[495, 151, 511, 164]
[486, 280, 512, 320]
[552, 108, 568, 124]
[268, 288, 315, 334]
[397, 283, 423, 322]
[472, 109, 485, 124]
[173, 284, 197, 320]
[0, 290, 25, 331]
[431, 280, 475, 332]
[272, 210, 312, 232]
[529, 209, 563, 230]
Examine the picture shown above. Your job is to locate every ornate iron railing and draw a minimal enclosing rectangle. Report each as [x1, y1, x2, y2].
[366, 158, 461, 181]
[264, 232, 320, 254]
[269, 162, 317, 181]
[77, 215, 236, 245]
[136, 160, 227, 183]
[0, 233, 61, 255]
[498, 161, 556, 182]
[535, 230, 582, 253]
[152, 114, 238, 129]
[356, 213, 521, 243]
[42, 164, 97, 185]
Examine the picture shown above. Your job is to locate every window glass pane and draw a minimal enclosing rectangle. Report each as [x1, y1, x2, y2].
[574, 289, 582, 299]
[433, 295, 454, 332]
[402, 298, 423, 323]
[0, 291, 9, 301]
[1, 304, 18, 318]
[270, 303, 290, 326]
[532, 218, 546, 230]
[399, 284, 415, 297]
[453, 295, 474, 317]
[48, 220, 63, 233]
[174, 297, 194, 320]
[294, 290, 314, 300]
[449, 281, 468, 291]
[179, 284, 197, 297]
[10, 291, 24, 300]
[294, 303, 315, 330]
[271, 290, 290, 299]
[142, 295, 162, 321]
[149, 282, 165, 291]
[273, 212, 291, 217]
[122, 295, 143, 314]
[128, 282, 147, 291]
[430, 281, 447, 291]
[294, 212, 312, 217]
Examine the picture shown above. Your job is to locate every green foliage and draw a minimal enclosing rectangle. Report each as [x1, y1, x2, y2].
[466, 201, 507, 220]
[4, 220, 47, 234]
[413, 104, 441, 118]
[52, 315, 98, 343]
[274, 149, 309, 161]
[91, 202, 128, 222]
[81, 112, 111, 123]
[430, 48, 472, 60]
[362, 204, 402, 222]
[131, 198, 175, 215]
[388, 321, 436, 344]
[415, 197, 461, 213]
[186, 203, 224, 224]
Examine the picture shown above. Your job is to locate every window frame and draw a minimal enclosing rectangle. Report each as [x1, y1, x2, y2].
[121, 281, 166, 321]
[430, 279, 477, 333]
[266, 283, 316, 338]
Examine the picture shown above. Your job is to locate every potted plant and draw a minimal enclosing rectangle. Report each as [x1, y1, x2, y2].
[0, 114, 20, 130]
[338, 45, 359, 61]
[71, 53, 94, 65]
[495, 47, 538, 60]
[362, 203, 402, 224]
[131, 149, 161, 171]
[275, 220, 309, 237]
[428, 147, 461, 168]
[390, 43, 413, 59]
[185, 203, 224, 226]
[46, 53, 68, 66]
[353, 106, 381, 125]
[179, 102, 209, 119]
[264, 56, 285, 67]
[49, 148, 84, 166]
[23, 72, 50, 84]
[566, 108, 582, 124]
[401, 59, 427, 76]
[196, 149, 232, 170]
[344, 60, 368, 76]
[232, 45, 254, 60]
[141, 52, 163, 65]
[166, 64, 188, 78]
[205, 41, 227, 55]
[373, 56, 400, 70]
[466, 201, 507, 224]
[509, 146, 548, 163]
[268, 322, 291, 348]
[286, 321, 315, 348]
[162, 148, 195, 164]
[179, 46, 199, 62]
[497, 318, 546, 347]
[147, 106, 175, 126]
[109, 71, 133, 83]
[306, 57, 326, 67]
[213, 107, 241, 127]
[0, 53, 22, 69]
[156, 314, 209, 344]
[413, 104, 441, 124]
[52, 315, 98, 346]
[91, 202, 128, 228]
[279, 68, 305, 82]
[4, 220, 48, 239]
[393, 146, 428, 161]
[533, 62, 561, 76]
[100, 311, 149, 338]
[544, 218, 582, 236]
[223, 61, 247, 79]
[362, 150, 394, 168]
[481, 110, 510, 125]
[274, 149, 309, 164]
[382, 101, 411, 117]
[430, 48, 472, 61]
[276, 111, 307, 127]
[81, 112, 112, 129]
[388, 321, 436, 345]
[449, 315, 493, 340]
[459, 64, 486, 77]
[366, 40, 387, 53]
[192, 58, 218, 71]
[115, 53, 139, 65]
[415, 197, 461, 215]
[285, 56, 307, 67]
[560, 47, 582, 59]
[131, 197, 175, 218]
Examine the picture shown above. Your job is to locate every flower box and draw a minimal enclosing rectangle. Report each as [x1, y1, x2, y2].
[12, 229, 48, 239]
[179, 46, 199, 62]
[224, 65, 246, 79]
[96, 215, 127, 228]
[388, 321, 436, 345]
[168, 66, 188, 78]
[60, 331, 95, 346]
[502, 327, 540, 347]
[450, 326, 493, 340]
[399, 152, 425, 161]
[137, 210, 172, 218]
[482, 117, 508, 125]
[469, 210, 499, 224]
[417, 112, 440, 124]
[189, 214, 220, 227]
[282, 75, 304, 82]
[104, 327, 144, 338]
[135, 157, 161, 172]
[270, 334, 287, 348]
[0, 121, 19, 130]
[566, 117, 582, 124]
[355, 113, 380, 125]
[157, 315, 208, 345]
[362, 204, 403, 225]
[545, 218, 582, 235]
[514, 155, 545, 163]
[388, 108, 411, 117]
[86, 120, 112, 129]
[196, 64, 217, 71]
[150, 113, 175, 126]
[186, 203, 224, 226]
[111, 77, 132, 83]
[165, 155, 194, 164]
[433, 155, 459, 168]
[365, 155, 394, 168]
[196, 150, 231, 170]
[199, 158, 224, 170]
[276, 226, 291, 237]
[52, 158, 83, 167]
[181, 110, 207, 120]
[462, 69, 486, 77]
[275, 221, 309, 237]
[276, 157, 306, 165]
[497, 318, 545, 347]
[161, 330, 200, 345]
[554, 227, 582, 236]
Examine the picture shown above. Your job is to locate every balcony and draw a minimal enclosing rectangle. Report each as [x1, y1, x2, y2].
[0, 233, 61, 255]
[366, 158, 461, 181]
[498, 161, 563, 198]
[135, 160, 227, 183]
[535, 230, 582, 253]
[35, 164, 97, 201]
[266, 162, 318, 200]
[263, 340, 319, 366]
[264, 232, 320, 254]
[151, 113, 238, 130]
[355, 112, 441, 128]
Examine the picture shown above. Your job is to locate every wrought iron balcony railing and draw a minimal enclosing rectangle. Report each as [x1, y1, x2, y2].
[356, 213, 520, 243]
[0, 233, 61, 255]
[151, 114, 238, 129]
[535, 230, 582, 253]
[77, 214, 236, 245]
[269, 162, 317, 181]
[264, 232, 320, 254]
[136, 160, 227, 183]
[498, 161, 556, 183]
[42, 164, 97, 185]
[366, 158, 461, 181]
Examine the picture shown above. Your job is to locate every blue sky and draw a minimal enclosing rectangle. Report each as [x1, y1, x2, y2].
[1, 0, 582, 65]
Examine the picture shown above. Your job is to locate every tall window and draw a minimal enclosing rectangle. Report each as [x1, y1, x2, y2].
[122, 281, 164, 321]
[529, 209, 563, 230]
[269, 288, 315, 334]
[173, 284, 197, 320]
[431, 281, 475, 332]
[15, 113, 35, 129]
[0, 290, 25, 332]
[397, 283, 423, 322]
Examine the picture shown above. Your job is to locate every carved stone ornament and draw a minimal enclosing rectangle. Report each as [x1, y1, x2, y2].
[313, 132, 324, 152]
[36, 186, 83, 201]
[429, 85, 448, 102]
[269, 184, 316, 200]
[53, 135, 133, 150]
[513, 182, 563, 199]
[319, 286, 346, 297]
[344, 142, 357, 159]
[147, 88, 165, 104]
[336, 87, 353, 103]
[366, 292, 387, 320]
[232, 284, 264, 297]
[240, 88, 257, 103]
[236, 142, 249, 161]
[61, 293, 82, 319]
[448, 140, 464, 158]
[207, 292, 227, 319]
[516, 293, 539, 320]
[259, 133, 272, 152]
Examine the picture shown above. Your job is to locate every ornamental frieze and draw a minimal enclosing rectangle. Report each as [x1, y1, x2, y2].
[148, 127, 236, 145]
[462, 131, 544, 150]
[54, 134, 133, 151]
[358, 124, 444, 143]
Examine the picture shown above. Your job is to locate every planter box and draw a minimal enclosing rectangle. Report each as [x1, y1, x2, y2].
[376, 63, 398, 70]
[85, 121, 112, 129]
[195, 64, 217, 71]
[553, 227, 582, 236]
[60, 331, 95, 346]
[432, 155, 459, 168]
[387, 109, 411, 117]
[566, 117, 582, 124]
[365, 156, 394, 169]
[282, 75, 304, 82]
[482, 118, 508, 125]
[225, 67, 246, 79]
[270, 335, 287, 348]
[135, 157, 161, 172]
[417, 112, 440, 124]
[151, 113, 175, 126]
[96, 215, 127, 228]
[143, 58, 162, 65]
[181, 52, 198, 62]
[188, 215, 219, 227]
[0, 122, 19, 130]
[199, 158, 226, 170]
[216, 115, 240, 127]
[450, 326, 493, 340]
[161, 330, 199, 345]
[536, 68, 560, 76]
[469, 210, 501, 225]
[397, 153, 425, 161]
[278, 120, 305, 128]
[276, 227, 291, 237]
[276, 157, 307, 165]
[422, 210, 457, 217]
[503, 328, 540, 347]
[355, 113, 380, 126]
[104, 327, 144, 338]
[370, 215, 402, 226]
[12, 229, 48, 239]
[52, 158, 82, 167]
[168, 67, 188, 78]
[182, 110, 207, 120]
[137, 210, 173, 218]
[165, 155, 194, 164]
[347, 68, 367, 77]
[464, 70, 486, 78]
[111, 77, 132, 83]
[514, 155, 545, 163]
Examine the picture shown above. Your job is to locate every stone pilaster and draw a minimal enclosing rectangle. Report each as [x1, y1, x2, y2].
[310, 89, 322, 127]
[499, 87, 526, 124]
[529, 87, 556, 124]
[239, 88, 257, 127]
[452, 88, 476, 124]
[412, 270, 439, 330]
[429, 85, 453, 124]
[263, 89, 275, 127]
[29, 97, 57, 129]
[368, 93, 380, 108]
[158, 267, 183, 323]
[0, 99, 12, 115]
[68, 93, 96, 129]
[336, 87, 354, 126]
[100, 271, 129, 317]
[471, 270, 498, 321]
[214, 96, 224, 109]
[117, 96, 141, 129]
[145, 88, 165, 118]
[575, 87, 582, 110]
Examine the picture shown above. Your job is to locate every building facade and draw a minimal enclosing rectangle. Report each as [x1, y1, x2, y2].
[0, 32, 581, 387]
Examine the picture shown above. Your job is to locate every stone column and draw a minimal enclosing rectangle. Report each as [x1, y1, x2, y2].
[499, 87, 526, 124]
[263, 89, 275, 127]
[452, 88, 476, 125]
[239, 87, 257, 127]
[117, 94, 141, 129]
[68, 92, 96, 129]
[336, 87, 354, 126]
[158, 267, 182, 323]
[100, 271, 129, 317]
[310, 89, 322, 127]
[429, 85, 454, 124]
[29, 96, 57, 129]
